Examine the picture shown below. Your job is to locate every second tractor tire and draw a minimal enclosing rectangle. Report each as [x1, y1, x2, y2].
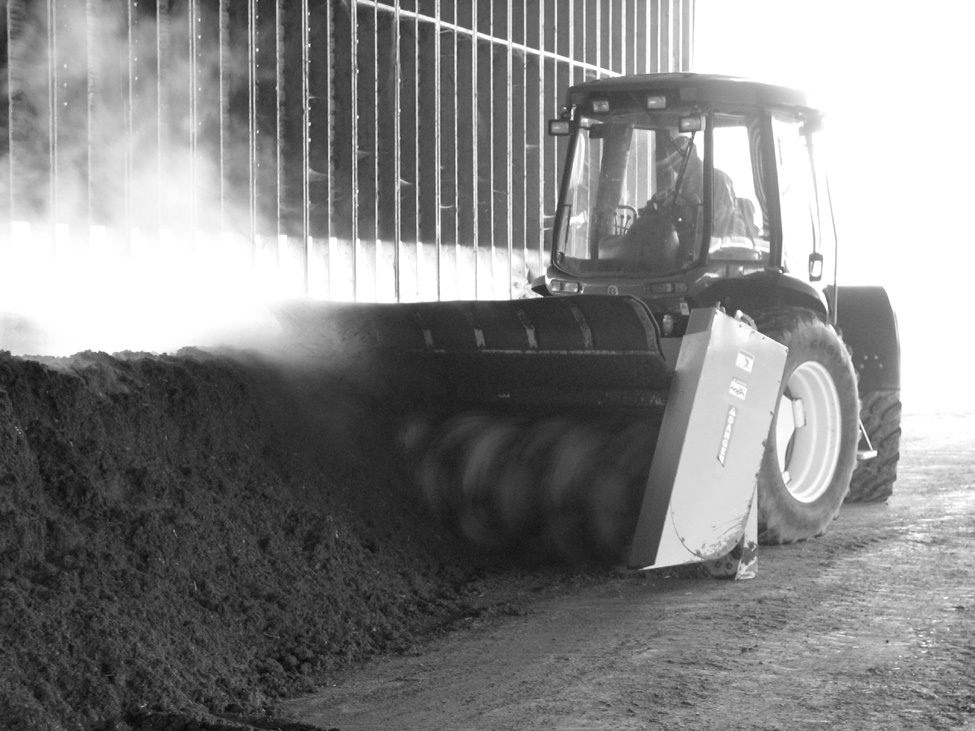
[846, 389, 901, 503]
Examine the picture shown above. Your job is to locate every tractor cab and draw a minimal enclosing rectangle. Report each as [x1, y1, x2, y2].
[543, 74, 837, 329]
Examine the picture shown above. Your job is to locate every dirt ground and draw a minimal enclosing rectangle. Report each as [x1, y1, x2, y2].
[0, 346, 972, 730]
[281, 411, 975, 731]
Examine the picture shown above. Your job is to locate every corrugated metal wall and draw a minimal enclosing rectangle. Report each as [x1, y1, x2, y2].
[1, 0, 694, 308]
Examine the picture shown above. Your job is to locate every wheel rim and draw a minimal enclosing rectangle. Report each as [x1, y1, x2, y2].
[773, 360, 842, 503]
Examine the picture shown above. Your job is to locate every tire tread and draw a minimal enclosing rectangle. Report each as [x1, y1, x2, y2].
[846, 389, 901, 503]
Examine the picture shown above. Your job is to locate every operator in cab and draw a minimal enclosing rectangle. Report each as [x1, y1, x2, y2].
[600, 133, 750, 270]
[647, 134, 749, 241]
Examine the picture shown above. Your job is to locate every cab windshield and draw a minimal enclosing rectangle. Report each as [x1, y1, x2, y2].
[552, 113, 769, 277]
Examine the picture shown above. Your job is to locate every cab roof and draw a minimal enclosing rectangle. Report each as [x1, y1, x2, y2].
[567, 73, 821, 117]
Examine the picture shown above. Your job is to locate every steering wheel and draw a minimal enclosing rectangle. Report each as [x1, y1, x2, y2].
[646, 191, 698, 231]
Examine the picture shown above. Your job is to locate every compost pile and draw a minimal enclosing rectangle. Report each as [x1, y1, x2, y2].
[0, 347, 508, 730]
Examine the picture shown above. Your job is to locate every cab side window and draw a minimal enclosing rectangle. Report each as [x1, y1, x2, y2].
[772, 116, 818, 276]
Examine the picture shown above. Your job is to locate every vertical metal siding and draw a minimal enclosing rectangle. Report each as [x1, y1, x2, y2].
[1, 0, 695, 308]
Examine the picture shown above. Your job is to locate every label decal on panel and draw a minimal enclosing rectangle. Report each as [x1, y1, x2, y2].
[717, 406, 737, 466]
[736, 350, 755, 373]
[729, 377, 748, 401]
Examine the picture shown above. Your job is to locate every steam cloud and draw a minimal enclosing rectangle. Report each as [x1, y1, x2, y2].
[0, 1, 289, 356]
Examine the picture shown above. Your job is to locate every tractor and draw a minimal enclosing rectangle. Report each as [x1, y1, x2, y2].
[281, 74, 900, 576]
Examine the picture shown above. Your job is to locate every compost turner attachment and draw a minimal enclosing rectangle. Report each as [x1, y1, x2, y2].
[278, 297, 786, 578]
[628, 307, 786, 579]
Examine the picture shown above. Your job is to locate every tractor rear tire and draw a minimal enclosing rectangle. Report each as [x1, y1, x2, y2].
[753, 307, 859, 545]
[846, 389, 901, 503]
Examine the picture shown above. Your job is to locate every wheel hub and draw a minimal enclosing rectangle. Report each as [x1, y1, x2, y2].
[774, 361, 842, 503]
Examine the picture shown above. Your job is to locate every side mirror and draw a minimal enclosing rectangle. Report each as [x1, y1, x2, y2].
[800, 116, 824, 135]
[530, 275, 551, 296]
[808, 252, 824, 281]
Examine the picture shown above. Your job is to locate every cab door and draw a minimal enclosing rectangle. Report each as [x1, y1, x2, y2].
[770, 114, 836, 291]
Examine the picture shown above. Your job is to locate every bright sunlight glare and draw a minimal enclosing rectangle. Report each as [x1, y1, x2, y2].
[0, 4, 289, 358]
[0, 222, 287, 357]
[695, 0, 975, 413]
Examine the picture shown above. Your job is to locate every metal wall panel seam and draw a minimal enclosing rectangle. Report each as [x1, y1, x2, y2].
[371, 0, 379, 298]
[321, 0, 333, 297]
[618, 0, 625, 73]
[5, 3, 13, 222]
[218, 0, 228, 232]
[658, 0, 665, 72]
[566, 1, 573, 93]
[595, 0, 602, 77]
[325, 0, 333, 248]
[635, 0, 647, 75]
[276, 0, 284, 248]
[434, 0, 442, 301]
[301, 0, 311, 293]
[631, 0, 639, 72]
[640, 0, 648, 72]
[47, 0, 58, 232]
[189, 0, 200, 239]
[157, 0, 169, 235]
[626, 0, 634, 76]
[537, 0, 545, 279]
[653, 0, 660, 72]
[86, 0, 94, 228]
[504, 2, 515, 299]
[661, 0, 671, 71]
[487, 0, 495, 300]
[247, 0, 258, 254]
[471, 0, 479, 290]
[581, 0, 591, 84]
[673, 0, 682, 71]
[489, 0, 499, 298]
[125, 0, 135, 241]
[627, 0, 633, 74]
[450, 14, 460, 296]
[551, 0, 559, 209]
[518, 2, 528, 292]
[412, 7, 420, 297]
[4, 4, 12, 223]
[626, 0, 640, 74]
[350, 0, 359, 301]
[392, 0, 402, 302]
[621, 0, 627, 75]
[649, 0, 659, 72]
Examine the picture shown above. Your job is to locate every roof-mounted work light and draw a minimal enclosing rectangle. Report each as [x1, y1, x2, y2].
[679, 114, 705, 133]
[548, 120, 570, 136]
